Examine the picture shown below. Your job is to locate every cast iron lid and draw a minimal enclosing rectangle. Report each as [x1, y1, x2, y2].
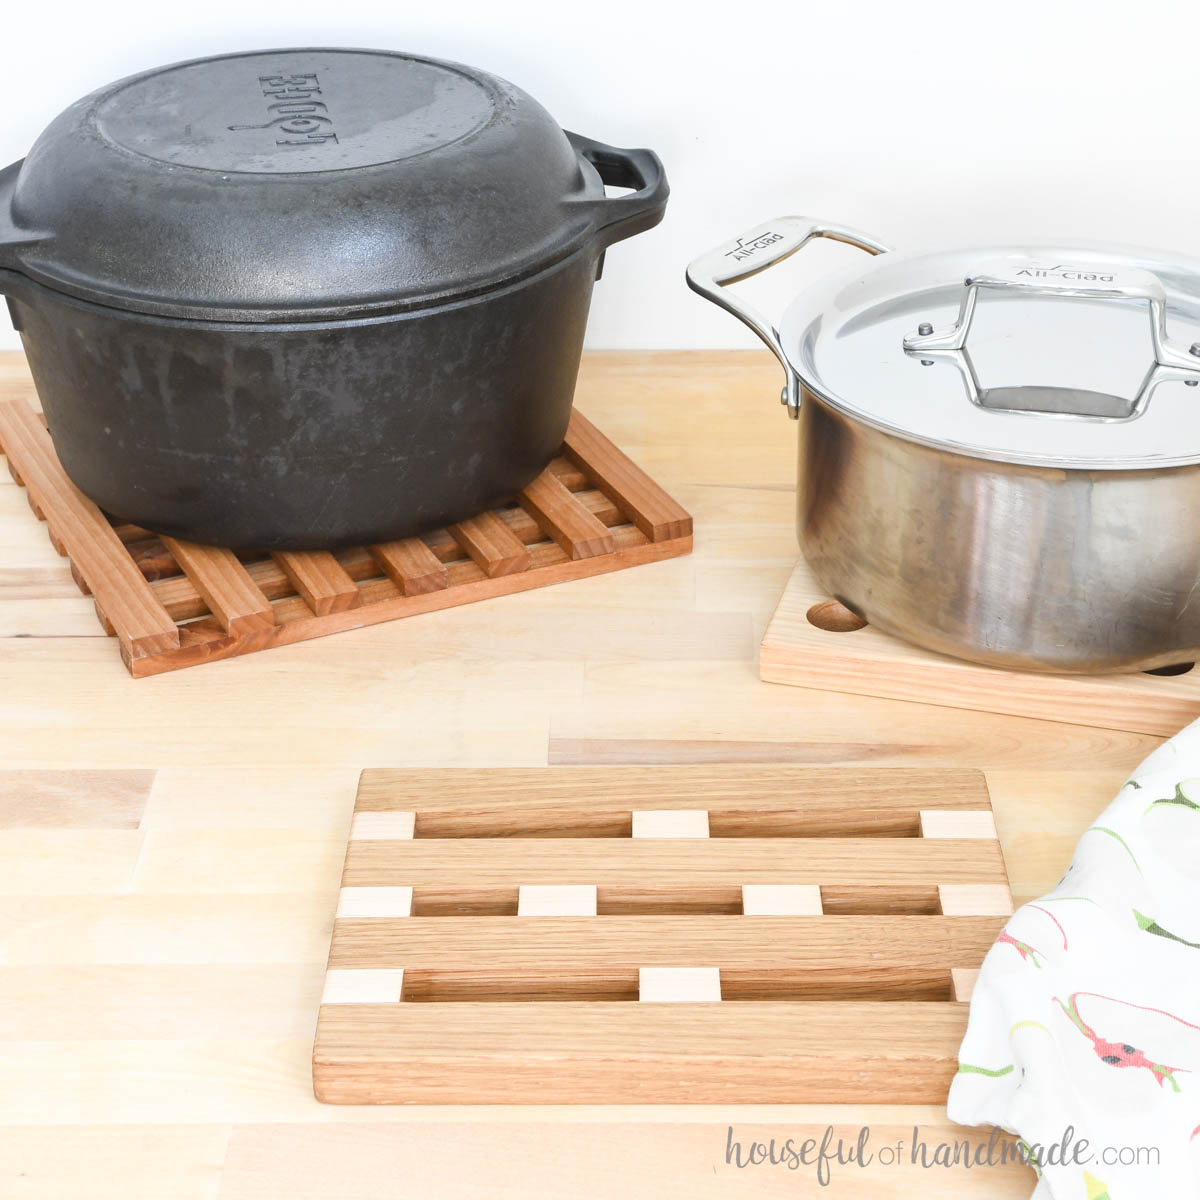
[0, 48, 653, 322]
[781, 241, 1200, 470]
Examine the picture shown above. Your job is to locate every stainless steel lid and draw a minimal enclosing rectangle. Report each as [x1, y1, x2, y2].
[780, 241, 1200, 470]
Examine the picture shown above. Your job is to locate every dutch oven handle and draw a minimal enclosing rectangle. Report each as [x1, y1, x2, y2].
[687, 217, 890, 417]
[0, 160, 49, 292]
[567, 132, 669, 250]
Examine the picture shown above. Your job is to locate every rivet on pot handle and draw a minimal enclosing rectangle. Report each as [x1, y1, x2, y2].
[686, 217, 890, 417]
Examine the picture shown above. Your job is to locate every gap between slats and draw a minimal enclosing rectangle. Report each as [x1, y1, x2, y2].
[372, 883, 964, 917]
[401, 808, 927, 838]
[331, 967, 957, 1004]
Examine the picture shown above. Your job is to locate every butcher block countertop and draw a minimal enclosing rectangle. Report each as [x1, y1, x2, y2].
[0, 350, 1160, 1198]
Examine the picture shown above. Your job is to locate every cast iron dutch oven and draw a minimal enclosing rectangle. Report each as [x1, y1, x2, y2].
[689, 216, 1200, 674]
[0, 48, 668, 549]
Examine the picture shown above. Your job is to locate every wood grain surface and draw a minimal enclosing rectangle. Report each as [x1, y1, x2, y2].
[369, 536, 450, 596]
[161, 539, 275, 636]
[518, 469, 616, 559]
[448, 510, 534, 577]
[762, 557, 1200, 735]
[315, 767, 1012, 1104]
[271, 550, 362, 616]
[0, 400, 179, 658]
[0, 350, 1163, 1197]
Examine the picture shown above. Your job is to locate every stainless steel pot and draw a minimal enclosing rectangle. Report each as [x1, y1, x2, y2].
[688, 217, 1200, 674]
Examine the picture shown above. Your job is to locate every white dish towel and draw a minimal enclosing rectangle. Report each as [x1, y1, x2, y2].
[950, 721, 1200, 1198]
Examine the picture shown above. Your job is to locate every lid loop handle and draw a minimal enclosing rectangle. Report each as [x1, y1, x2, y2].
[904, 261, 1200, 416]
[686, 217, 890, 418]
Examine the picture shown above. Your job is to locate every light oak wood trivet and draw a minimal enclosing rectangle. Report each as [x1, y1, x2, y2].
[761, 557, 1200, 737]
[313, 766, 1013, 1104]
[0, 401, 691, 676]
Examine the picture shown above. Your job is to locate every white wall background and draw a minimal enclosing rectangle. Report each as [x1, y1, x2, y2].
[4, 0, 1200, 352]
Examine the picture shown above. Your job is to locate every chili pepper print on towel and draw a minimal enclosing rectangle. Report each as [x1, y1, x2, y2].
[949, 722, 1200, 1198]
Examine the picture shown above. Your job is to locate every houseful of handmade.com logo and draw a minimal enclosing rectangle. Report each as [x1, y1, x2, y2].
[722, 1124, 1159, 1188]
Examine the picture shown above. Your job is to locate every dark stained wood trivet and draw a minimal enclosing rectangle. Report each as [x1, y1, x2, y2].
[314, 766, 1013, 1104]
[0, 401, 691, 676]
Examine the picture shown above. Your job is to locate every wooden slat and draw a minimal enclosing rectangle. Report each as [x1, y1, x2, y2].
[632, 809, 710, 838]
[742, 884, 824, 915]
[327, 914, 1002, 971]
[639, 967, 721, 1002]
[142, 486, 623, 617]
[322, 969, 406, 1005]
[125, 538, 176, 582]
[938, 883, 1015, 915]
[0, 400, 179, 659]
[350, 811, 415, 840]
[271, 551, 360, 616]
[313, 1001, 969, 1104]
[920, 809, 998, 839]
[951, 968, 981, 1003]
[356, 766, 992, 834]
[342, 837, 1008, 889]
[130, 531, 686, 676]
[545, 457, 587, 489]
[160, 538, 274, 636]
[517, 885, 598, 917]
[563, 410, 691, 542]
[368, 538, 448, 596]
[447, 511, 531, 578]
[518, 471, 615, 560]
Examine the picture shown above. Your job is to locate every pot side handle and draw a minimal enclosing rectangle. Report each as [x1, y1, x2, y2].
[567, 132, 669, 250]
[686, 216, 889, 417]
